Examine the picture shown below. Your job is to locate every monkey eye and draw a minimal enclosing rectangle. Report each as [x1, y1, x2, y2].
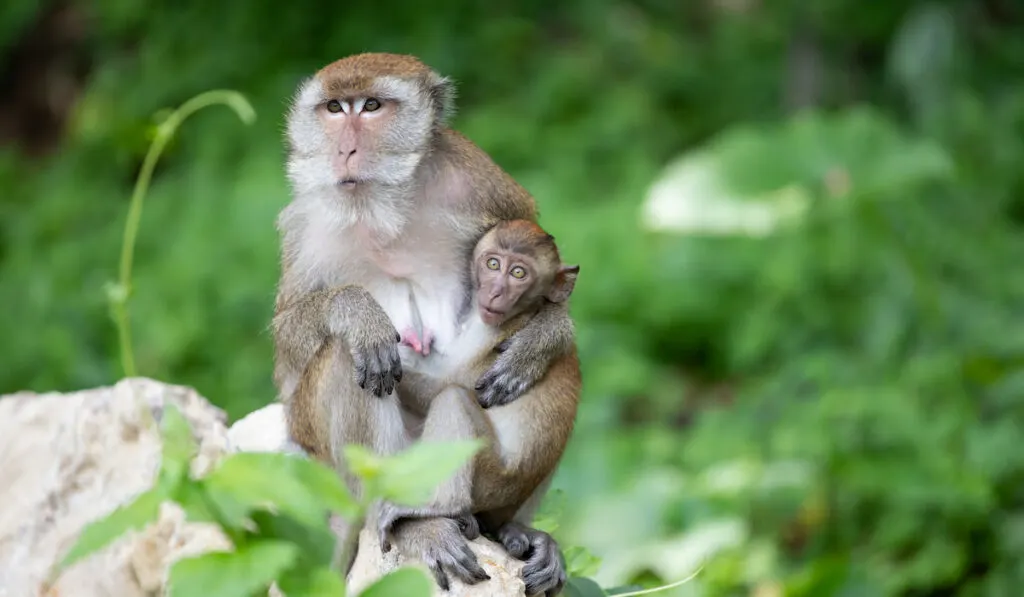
[486, 257, 500, 270]
[363, 98, 382, 112]
[326, 100, 343, 113]
[510, 266, 527, 279]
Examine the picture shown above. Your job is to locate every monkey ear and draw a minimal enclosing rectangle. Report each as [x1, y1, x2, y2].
[428, 74, 456, 126]
[547, 264, 580, 303]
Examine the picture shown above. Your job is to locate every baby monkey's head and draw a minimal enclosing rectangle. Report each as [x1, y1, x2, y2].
[472, 220, 579, 326]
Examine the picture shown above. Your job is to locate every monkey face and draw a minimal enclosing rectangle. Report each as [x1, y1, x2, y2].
[475, 251, 546, 326]
[471, 220, 581, 327]
[315, 87, 428, 188]
[285, 53, 450, 200]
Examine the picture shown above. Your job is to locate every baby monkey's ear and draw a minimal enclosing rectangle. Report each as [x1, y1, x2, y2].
[547, 264, 580, 303]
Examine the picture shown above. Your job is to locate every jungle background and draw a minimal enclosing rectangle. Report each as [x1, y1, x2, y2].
[3, 0, 1024, 595]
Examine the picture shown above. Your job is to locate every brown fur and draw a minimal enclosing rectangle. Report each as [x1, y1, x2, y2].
[387, 221, 581, 539]
[273, 53, 578, 593]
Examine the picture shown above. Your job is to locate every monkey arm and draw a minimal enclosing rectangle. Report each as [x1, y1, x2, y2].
[273, 285, 403, 400]
[475, 301, 576, 408]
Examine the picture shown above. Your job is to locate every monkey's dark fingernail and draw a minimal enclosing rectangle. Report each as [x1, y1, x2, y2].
[395, 331, 401, 342]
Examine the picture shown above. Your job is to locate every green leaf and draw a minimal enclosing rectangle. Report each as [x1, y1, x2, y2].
[173, 480, 220, 524]
[203, 452, 355, 527]
[564, 576, 608, 597]
[58, 486, 165, 571]
[532, 489, 566, 534]
[158, 404, 198, 486]
[277, 566, 347, 597]
[192, 479, 254, 531]
[375, 440, 484, 506]
[249, 510, 337, 569]
[564, 545, 603, 578]
[343, 445, 383, 480]
[288, 453, 360, 517]
[357, 567, 434, 597]
[167, 540, 298, 597]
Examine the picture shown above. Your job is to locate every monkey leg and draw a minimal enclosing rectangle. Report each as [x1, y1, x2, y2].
[377, 385, 492, 549]
[376, 385, 494, 589]
[293, 336, 411, 574]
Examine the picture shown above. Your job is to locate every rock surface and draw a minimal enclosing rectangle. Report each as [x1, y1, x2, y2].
[0, 377, 525, 597]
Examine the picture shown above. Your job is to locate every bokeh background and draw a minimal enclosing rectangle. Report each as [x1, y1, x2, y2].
[4, 1, 1024, 595]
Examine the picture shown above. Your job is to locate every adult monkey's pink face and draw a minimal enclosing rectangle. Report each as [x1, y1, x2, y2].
[286, 53, 452, 196]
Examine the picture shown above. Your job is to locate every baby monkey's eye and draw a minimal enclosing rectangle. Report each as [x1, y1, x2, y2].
[363, 98, 382, 112]
[326, 100, 343, 113]
[486, 257, 500, 270]
[510, 266, 526, 279]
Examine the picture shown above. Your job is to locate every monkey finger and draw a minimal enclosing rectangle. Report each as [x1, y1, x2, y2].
[377, 344, 396, 395]
[352, 354, 368, 389]
[427, 560, 451, 593]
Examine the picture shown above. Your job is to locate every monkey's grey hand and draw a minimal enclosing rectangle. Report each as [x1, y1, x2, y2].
[475, 337, 546, 408]
[388, 517, 491, 592]
[330, 287, 403, 397]
[497, 522, 567, 597]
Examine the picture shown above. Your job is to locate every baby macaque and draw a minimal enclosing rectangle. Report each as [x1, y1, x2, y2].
[383, 219, 581, 596]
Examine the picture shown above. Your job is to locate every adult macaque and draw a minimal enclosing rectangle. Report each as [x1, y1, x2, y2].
[380, 219, 581, 596]
[272, 53, 577, 591]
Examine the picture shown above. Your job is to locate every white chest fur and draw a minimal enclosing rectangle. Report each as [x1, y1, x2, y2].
[400, 310, 498, 379]
[292, 208, 469, 361]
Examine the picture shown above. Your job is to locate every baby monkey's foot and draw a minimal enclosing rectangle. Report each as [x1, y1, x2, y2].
[400, 327, 435, 356]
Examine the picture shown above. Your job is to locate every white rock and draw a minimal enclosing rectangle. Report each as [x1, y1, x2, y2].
[0, 378, 526, 597]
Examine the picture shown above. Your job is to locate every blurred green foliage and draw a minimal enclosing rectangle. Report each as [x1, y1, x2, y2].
[3, 0, 1024, 595]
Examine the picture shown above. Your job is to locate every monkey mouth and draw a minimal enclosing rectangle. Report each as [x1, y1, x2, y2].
[338, 178, 358, 188]
[480, 307, 505, 324]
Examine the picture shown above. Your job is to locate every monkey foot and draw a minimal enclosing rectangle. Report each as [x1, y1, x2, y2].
[400, 327, 435, 356]
[378, 501, 469, 553]
[498, 522, 567, 596]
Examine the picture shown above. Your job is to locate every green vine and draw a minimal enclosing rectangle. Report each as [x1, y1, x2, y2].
[106, 90, 256, 378]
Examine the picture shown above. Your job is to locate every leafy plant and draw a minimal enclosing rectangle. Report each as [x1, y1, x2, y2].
[50, 403, 483, 597]
[105, 90, 257, 378]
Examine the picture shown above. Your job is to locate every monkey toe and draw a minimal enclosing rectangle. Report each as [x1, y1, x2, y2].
[456, 514, 481, 541]
[498, 529, 530, 559]
[426, 559, 451, 592]
[447, 546, 490, 585]
[522, 534, 566, 596]
[429, 530, 489, 588]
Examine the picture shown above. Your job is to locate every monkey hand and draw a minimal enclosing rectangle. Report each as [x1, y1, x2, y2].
[329, 287, 403, 397]
[497, 522, 567, 597]
[475, 337, 544, 408]
[385, 517, 491, 592]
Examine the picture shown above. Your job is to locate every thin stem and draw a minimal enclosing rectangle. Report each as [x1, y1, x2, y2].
[112, 90, 255, 378]
[612, 566, 704, 597]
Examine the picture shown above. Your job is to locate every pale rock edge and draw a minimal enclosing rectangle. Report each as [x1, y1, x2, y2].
[0, 377, 525, 597]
